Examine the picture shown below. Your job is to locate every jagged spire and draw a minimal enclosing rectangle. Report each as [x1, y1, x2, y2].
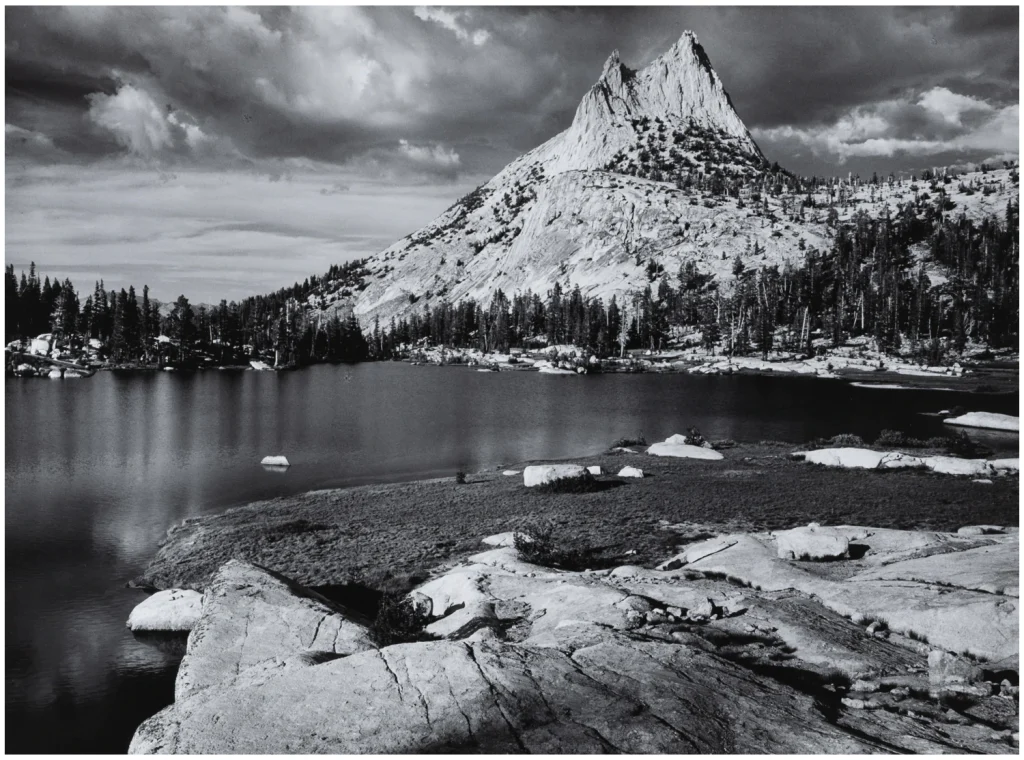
[599, 49, 631, 91]
[602, 49, 621, 77]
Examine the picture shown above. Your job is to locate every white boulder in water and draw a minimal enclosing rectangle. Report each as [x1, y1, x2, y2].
[943, 412, 1018, 432]
[646, 441, 724, 460]
[523, 464, 589, 487]
[48, 368, 62, 379]
[250, 360, 272, 371]
[261, 455, 290, 467]
[127, 589, 203, 632]
[617, 466, 645, 478]
[774, 524, 850, 561]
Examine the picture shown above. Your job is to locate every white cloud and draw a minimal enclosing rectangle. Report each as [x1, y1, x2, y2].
[413, 6, 490, 46]
[85, 81, 247, 166]
[87, 84, 173, 157]
[918, 87, 994, 127]
[397, 139, 461, 168]
[757, 87, 1018, 163]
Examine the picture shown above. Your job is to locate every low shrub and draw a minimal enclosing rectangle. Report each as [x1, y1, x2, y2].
[513, 519, 590, 570]
[874, 429, 910, 447]
[944, 431, 989, 458]
[874, 430, 950, 450]
[454, 470, 467, 485]
[612, 433, 646, 448]
[533, 474, 603, 494]
[824, 433, 866, 447]
[683, 426, 707, 447]
[371, 593, 436, 646]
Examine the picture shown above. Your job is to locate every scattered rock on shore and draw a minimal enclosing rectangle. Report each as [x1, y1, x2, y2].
[646, 439, 724, 460]
[794, 447, 1018, 477]
[944, 412, 1019, 432]
[522, 464, 589, 487]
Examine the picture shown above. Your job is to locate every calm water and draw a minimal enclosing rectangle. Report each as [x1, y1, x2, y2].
[5, 362, 1018, 753]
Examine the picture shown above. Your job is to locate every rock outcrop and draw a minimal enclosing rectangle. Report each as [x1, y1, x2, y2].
[174, 560, 375, 701]
[132, 528, 1018, 754]
[659, 526, 1018, 661]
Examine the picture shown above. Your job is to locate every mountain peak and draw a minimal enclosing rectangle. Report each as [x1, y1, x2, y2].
[552, 31, 762, 173]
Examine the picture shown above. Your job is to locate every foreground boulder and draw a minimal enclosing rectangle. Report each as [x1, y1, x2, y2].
[522, 464, 589, 487]
[127, 589, 203, 632]
[260, 455, 290, 467]
[132, 530, 1018, 754]
[775, 524, 850, 561]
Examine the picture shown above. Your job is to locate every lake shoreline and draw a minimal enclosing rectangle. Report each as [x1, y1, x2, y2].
[133, 439, 1019, 598]
[10, 345, 1018, 394]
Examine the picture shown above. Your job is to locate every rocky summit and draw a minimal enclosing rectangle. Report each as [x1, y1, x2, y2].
[130, 525, 1018, 754]
[306, 31, 1017, 331]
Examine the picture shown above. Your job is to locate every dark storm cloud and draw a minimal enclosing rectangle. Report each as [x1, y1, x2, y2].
[4, 6, 1019, 176]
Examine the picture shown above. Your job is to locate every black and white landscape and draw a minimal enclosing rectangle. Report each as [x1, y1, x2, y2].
[5, 6, 1020, 755]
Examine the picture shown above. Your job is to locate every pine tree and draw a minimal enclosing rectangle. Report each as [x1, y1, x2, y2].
[169, 295, 195, 362]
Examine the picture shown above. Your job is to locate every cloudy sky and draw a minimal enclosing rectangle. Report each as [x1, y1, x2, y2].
[5, 5, 1019, 303]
